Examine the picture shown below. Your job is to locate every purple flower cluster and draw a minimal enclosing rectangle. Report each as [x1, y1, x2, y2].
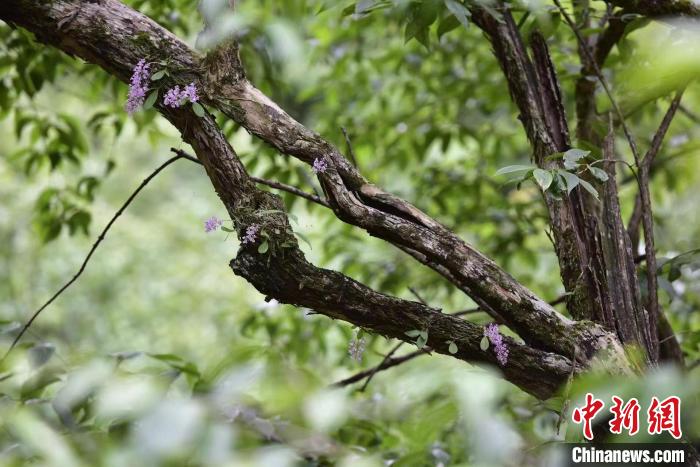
[312, 158, 328, 174]
[125, 59, 151, 114]
[204, 216, 223, 233]
[242, 224, 260, 245]
[484, 323, 509, 366]
[348, 336, 366, 362]
[164, 82, 199, 108]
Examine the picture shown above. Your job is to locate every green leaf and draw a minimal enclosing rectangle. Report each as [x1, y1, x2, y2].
[557, 169, 580, 194]
[563, 148, 589, 170]
[295, 231, 313, 250]
[416, 334, 428, 349]
[564, 148, 590, 161]
[221, 226, 234, 232]
[668, 265, 681, 282]
[150, 69, 166, 81]
[533, 168, 553, 191]
[448, 341, 458, 354]
[437, 14, 460, 39]
[192, 102, 205, 117]
[588, 166, 609, 182]
[480, 336, 490, 351]
[444, 0, 470, 28]
[405, 330, 422, 338]
[143, 90, 158, 110]
[257, 239, 269, 254]
[578, 179, 599, 201]
[495, 165, 534, 176]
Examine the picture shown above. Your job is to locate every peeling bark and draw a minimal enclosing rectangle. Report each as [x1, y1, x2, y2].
[0, 0, 613, 359]
[0, 0, 658, 398]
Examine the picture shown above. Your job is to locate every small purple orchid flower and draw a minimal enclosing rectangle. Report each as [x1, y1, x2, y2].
[163, 82, 199, 108]
[242, 224, 260, 245]
[312, 158, 328, 174]
[484, 323, 509, 366]
[125, 59, 151, 114]
[204, 216, 223, 233]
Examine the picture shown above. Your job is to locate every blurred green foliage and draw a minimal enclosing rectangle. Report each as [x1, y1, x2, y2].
[1, 0, 700, 465]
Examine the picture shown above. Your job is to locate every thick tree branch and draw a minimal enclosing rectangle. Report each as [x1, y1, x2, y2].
[467, 5, 631, 333]
[0, 0, 618, 361]
[599, 115, 655, 358]
[0, 0, 639, 398]
[603, 0, 700, 17]
[168, 104, 580, 399]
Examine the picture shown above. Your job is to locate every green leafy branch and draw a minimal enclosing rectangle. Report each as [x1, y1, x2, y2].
[495, 148, 610, 201]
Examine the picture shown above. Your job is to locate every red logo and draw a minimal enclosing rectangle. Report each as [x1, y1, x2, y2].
[647, 396, 682, 439]
[571, 394, 682, 440]
[572, 393, 605, 440]
[609, 396, 640, 436]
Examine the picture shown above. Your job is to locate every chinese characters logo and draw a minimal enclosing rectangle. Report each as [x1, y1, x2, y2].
[571, 393, 681, 440]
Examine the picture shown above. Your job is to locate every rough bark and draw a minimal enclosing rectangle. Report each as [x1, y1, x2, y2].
[0, 0, 616, 361]
[0, 0, 658, 397]
[604, 0, 700, 17]
[600, 117, 654, 355]
[470, 7, 643, 354]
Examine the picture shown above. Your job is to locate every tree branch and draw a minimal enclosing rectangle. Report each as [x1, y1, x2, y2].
[0, 0, 632, 397]
[603, 0, 700, 17]
[331, 349, 424, 388]
[0, 0, 618, 360]
[1, 154, 190, 363]
[173, 149, 331, 208]
[627, 93, 684, 251]
[627, 92, 685, 363]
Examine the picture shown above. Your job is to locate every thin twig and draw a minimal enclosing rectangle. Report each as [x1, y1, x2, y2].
[627, 92, 684, 250]
[1, 154, 189, 363]
[331, 349, 425, 388]
[359, 341, 403, 392]
[679, 104, 700, 123]
[553, 0, 641, 162]
[171, 149, 331, 208]
[333, 291, 568, 389]
[251, 176, 331, 208]
[408, 287, 428, 306]
[340, 127, 358, 168]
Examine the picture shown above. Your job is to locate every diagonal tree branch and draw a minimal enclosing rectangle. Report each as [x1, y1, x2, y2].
[0, 0, 619, 362]
[627, 93, 684, 251]
[177, 150, 331, 208]
[0, 0, 637, 398]
[331, 348, 424, 388]
[165, 100, 583, 399]
[1, 153, 190, 363]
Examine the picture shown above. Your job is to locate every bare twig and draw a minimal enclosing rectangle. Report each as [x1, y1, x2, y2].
[251, 176, 331, 208]
[359, 341, 403, 392]
[334, 291, 569, 389]
[627, 93, 684, 251]
[171, 149, 331, 208]
[679, 104, 700, 123]
[553, 0, 641, 162]
[331, 349, 425, 388]
[1, 154, 189, 363]
[340, 127, 359, 168]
